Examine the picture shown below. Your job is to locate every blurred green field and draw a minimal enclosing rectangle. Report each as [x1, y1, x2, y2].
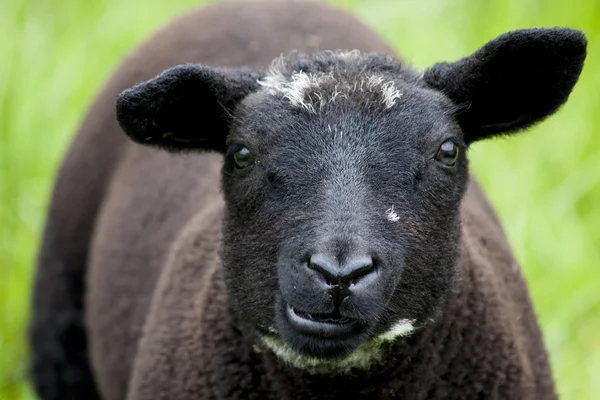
[1, 0, 598, 398]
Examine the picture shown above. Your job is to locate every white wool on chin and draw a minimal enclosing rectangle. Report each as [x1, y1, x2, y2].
[259, 319, 416, 374]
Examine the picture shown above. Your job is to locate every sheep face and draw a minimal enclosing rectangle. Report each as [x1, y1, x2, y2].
[217, 53, 467, 365]
[116, 28, 586, 372]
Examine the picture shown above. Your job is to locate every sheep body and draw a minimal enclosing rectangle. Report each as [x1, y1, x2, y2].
[29, 1, 586, 399]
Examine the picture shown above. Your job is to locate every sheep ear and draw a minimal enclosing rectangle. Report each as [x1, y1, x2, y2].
[423, 28, 587, 143]
[115, 64, 259, 153]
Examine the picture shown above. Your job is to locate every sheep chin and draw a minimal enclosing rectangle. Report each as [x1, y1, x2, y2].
[258, 319, 415, 374]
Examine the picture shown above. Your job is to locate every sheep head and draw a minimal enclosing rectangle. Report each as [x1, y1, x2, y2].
[115, 28, 586, 372]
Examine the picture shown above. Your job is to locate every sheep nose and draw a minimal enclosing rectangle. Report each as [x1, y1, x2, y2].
[307, 253, 375, 287]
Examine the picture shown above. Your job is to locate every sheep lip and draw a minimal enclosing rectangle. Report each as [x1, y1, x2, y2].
[286, 305, 357, 337]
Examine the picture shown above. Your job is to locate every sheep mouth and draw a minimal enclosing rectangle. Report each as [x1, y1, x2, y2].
[290, 308, 353, 325]
[285, 304, 357, 337]
[272, 299, 370, 359]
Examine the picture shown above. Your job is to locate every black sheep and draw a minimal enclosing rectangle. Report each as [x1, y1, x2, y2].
[29, 0, 586, 399]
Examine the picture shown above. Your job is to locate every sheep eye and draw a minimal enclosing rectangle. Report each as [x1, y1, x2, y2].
[233, 146, 253, 169]
[435, 140, 459, 167]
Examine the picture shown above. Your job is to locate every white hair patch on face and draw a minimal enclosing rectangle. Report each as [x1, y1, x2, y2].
[257, 57, 332, 113]
[377, 319, 416, 341]
[380, 80, 402, 109]
[257, 55, 288, 91]
[258, 70, 328, 113]
[258, 54, 402, 112]
[386, 206, 400, 222]
[260, 335, 387, 374]
[366, 75, 382, 87]
[366, 75, 402, 109]
[258, 318, 417, 374]
[267, 325, 278, 334]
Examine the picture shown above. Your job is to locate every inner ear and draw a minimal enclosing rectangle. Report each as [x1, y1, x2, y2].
[423, 28, 587, 143]
[116, 64, 260, 153]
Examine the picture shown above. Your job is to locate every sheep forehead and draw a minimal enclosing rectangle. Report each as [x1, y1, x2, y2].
[257, 52, 403, 113]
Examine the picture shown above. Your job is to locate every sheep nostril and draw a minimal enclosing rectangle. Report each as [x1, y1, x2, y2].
[350, 265, 376, 285]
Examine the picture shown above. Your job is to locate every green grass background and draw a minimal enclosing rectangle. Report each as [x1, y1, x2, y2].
[1, 0, 598, 398]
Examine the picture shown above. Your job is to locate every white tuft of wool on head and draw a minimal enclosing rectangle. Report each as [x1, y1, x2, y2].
[257, 52, 403, 113]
